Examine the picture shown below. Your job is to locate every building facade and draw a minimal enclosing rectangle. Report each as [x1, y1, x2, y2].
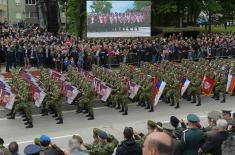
[25, 0, 38, 24]
[8, 0, 26, 23]
[0, 0, 7, 22]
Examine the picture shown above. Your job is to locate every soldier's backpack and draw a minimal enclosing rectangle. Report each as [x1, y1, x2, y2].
[221, 133, 235, 155]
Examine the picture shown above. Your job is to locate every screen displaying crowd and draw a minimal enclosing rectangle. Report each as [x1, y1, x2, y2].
[86, 1, 151, 37]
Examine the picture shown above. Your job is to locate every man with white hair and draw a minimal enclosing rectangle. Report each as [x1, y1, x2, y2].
[199, 119, 229, 155]
[68, 137, 88, 155]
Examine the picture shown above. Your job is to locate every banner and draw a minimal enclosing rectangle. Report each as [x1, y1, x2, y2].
[48, 69, 79, 104]
[64, 82, 79, 104]
[180, 77, 190, 96]
[201, 76, 215, 96]
[0, 77, 15, 110]
[226, 74, 235, 94]
[127, 81, 140, 99]
[152, 78, 166, 106]
[19, 69, 46, 107]
[100, 84, 112, 102]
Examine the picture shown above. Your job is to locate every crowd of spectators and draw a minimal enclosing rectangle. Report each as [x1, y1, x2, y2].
[1, 111, 235, 155]
[1, 23, 235, 72]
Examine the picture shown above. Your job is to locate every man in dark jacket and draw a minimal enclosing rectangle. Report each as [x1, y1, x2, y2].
[199, 119, 229, 155]
[116, 127, 142, 155]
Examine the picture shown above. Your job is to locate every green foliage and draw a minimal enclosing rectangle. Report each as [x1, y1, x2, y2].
[90, 1, 112, 13]
[66, 0, 77, 34]
[133, 1, 151, 10]
[154, 0, 177, 14]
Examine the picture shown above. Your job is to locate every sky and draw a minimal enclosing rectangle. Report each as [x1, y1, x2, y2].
[87, 1, 135, 13]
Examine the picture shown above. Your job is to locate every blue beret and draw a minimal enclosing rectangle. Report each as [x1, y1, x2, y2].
[39, 135, 51, 143]
[187, 114, 200, 123]
[24, 144, 41, 155]
[98, 130, 108, 139]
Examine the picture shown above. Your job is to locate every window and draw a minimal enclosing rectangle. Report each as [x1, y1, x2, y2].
[25, 0, 36, 5]
[15, 0, 21, 5]
[16, 13, 22, 19]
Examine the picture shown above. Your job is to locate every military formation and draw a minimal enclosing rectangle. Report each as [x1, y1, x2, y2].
[120, 58, 235, 109]
[6, 69, 33, 128]
[3, 57, 235, 128]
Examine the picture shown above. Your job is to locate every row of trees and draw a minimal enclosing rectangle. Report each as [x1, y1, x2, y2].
[59, 0, 235, 38]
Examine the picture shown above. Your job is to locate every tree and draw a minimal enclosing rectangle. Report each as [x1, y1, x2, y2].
[134, 1, 151, 10]
[90, 1, 112, 13]
[203, 0, 222, 32]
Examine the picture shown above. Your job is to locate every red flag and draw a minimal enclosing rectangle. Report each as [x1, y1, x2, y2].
[201, 76, 215, 96]
[227, 75, 235, 94]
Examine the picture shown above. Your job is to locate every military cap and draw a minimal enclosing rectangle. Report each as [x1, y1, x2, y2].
[24, 144, 41, 155]
[147, 120, 157, 128]
[187, 114, 200, 123]
[162, 123, 175, 132]
[97, 130, 108, 139]
[72, 134, 83, 144]
[222, 110, 232, 116]
[208, 111, 221, 121]
[170, 116, 180, 128]
[0, 138, 4, 144]
[34, 138, 40, 146]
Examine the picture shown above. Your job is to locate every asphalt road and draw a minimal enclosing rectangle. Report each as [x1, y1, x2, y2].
[0, 95, 235, 154]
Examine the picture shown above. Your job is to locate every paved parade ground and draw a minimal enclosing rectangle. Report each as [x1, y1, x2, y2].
[0, 95, 234, 154]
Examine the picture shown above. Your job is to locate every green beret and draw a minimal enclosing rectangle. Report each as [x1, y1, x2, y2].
[147, 120, 157, 129]
[208, 111, 221, 121]
[162, 123, 175, 132]
[187, 114, 200, 123]
[34, 138, 40, 146]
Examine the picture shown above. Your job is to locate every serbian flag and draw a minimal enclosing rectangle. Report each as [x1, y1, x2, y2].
[152, 78, 166, 106]
[127, 81, 140, 99]
[48, 69, 66, 94]
[29, 84, 46, 107]
[201, 76, 215, 96]
[65, 83, 79, 104]
[0, 89, 15, 110]
[180, 77, 190, 96]
[226, 74, 235, 94]
[93, 78, 101, 94]
[100, 84, 112, 102]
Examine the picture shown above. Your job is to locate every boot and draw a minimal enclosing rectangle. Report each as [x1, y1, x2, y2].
[6, 112, 12, 116]
[49, 111, 54, 115]
[115, 104, 121, 110]
[24, 121, 29, 125]
[145, 104, 150, 109]
[52, 113, 58, 118]
[104, 103, 109, 107]
[167, 98, 171, 103]
[88, 114, 94, 120]
[122, 107, 128, 115]
[7, 113, 15, 119]
[196, 99, 201, 106]
[20, 111, 25, 115]
[22, 114, 27, 118]
[55, 117, 60, 121]
[56, 118, 63, 124]
[148, 106, 154, 112]
[175, 103, 180, 109]
[86, 112, 91, 117]
[136, 101, 141, 106]
[23, 118, 28, 122]
[170, 100, 175, 106]
[215, 93, 220, 100]
[119, 106, 124, 113]
[25, 122, 33, 128]
[220, 94, 226, 103]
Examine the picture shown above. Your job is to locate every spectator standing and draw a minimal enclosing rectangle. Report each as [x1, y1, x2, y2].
[0, 138, 10, 155]
[116, 127, 142, 155]
[199, 119, 229, 155]
[8, 141, 19, 155]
